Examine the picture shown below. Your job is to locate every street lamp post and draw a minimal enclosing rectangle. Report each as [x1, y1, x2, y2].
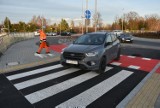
[82, 0, 84, 34]
[95, 0, 97, 32]
[86, 0, 88, 33]
[122, 8, 124, 32]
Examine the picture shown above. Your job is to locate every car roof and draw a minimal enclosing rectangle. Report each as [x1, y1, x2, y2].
[86, 32, 109, 35]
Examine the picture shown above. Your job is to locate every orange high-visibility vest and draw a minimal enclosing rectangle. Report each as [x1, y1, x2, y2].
[39, 30, 46, 41]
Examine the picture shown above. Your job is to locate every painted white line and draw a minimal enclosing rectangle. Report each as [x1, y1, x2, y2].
[25, 67, 113, 104]
[110, 62, 121, 66]
[34, 53, 44, 58]
[7, 62, 19, 66]
[56, 70, 133, 108]
[127, 56, 136, 58]
[47, 53, 54, 57]
[142, 58, 151, 60]
[7, 64, 62, 80]
[128, 65, 140, 70]
[14, 68, 80, 90]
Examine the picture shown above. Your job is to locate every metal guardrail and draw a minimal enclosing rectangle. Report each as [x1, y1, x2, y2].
[0, 32, 34, 56]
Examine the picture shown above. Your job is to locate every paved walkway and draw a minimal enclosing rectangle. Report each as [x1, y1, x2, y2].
[0, 37, 160, 108]
[0, 37, 60, 73]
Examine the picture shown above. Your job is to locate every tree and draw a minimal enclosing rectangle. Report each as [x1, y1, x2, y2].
[92, 12, 103, 29]
[4, 17, 11, 33]
[59, 19, 69, 32]
[112, 16, 121, 30]
[70, 20, 75, 33]
[145, 14, 160, 31]
[125, 11, 139, 30]
[29, 15, 47, 30]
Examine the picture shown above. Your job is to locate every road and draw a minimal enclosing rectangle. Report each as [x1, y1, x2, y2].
[0, 36, 160, 108]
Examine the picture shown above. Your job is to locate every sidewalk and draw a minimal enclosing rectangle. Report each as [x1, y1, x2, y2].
[0, 37, 60, 73]
[0, 37, 160, 108]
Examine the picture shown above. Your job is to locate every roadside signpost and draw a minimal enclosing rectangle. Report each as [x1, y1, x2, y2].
[85, 10, 91, 19]
[85, 10, 91, 33]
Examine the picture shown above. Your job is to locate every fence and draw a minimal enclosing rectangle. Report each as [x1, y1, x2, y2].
[0, 32, 34, 56]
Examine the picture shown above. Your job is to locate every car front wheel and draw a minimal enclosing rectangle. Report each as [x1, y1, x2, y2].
[97, 57, 106, 74]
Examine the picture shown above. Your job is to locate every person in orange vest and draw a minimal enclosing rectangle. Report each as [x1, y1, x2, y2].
[36, 29, 50, 54]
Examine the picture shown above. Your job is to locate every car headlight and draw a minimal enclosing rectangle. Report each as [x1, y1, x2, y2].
[122, 38, 125, 40]
[61, 48, 65, 54]
[86, 52, 98, 57]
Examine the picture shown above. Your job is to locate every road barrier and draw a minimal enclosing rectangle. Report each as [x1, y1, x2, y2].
[0, 32, 34, 56]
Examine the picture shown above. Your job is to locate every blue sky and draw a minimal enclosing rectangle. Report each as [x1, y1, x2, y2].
[0, 0, 160, 25]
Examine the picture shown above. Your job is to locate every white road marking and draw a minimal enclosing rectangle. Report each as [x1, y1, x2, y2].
[7, 62, 19, 66]
[111, 62, 121, 66]
[14, 68, 80, 90]
[142, 58, 151, 60]
[7, 64, 62, 80]
[128, 65, 140, 69]
[34, 53, 44, 58]
[47, 53, 54, 57]
[56, 70, 133, 108]
[25, 67, 113, 104]
[127, 56, 136, 58]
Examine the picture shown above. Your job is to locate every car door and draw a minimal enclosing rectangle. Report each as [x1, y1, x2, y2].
[104, 34, 114, 63]
[111, 33, 119, 58]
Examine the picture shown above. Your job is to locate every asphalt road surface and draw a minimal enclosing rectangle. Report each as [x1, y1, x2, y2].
[1, 61, 148, 108]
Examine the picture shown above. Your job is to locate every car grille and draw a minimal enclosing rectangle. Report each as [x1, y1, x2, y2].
[63, 52, 85, 60]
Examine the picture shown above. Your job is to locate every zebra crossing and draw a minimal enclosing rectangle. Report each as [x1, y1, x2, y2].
[4, 61, 147, 108]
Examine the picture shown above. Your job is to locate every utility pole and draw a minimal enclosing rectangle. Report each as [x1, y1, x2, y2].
[95, 0, 97, 32]
[86, 0, 88, 33]
[122, 8, 124, 32]
[82, 0, 84, 34]
[41, 16, 44, 31]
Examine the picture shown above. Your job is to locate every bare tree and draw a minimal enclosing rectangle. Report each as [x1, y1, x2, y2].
[70, 20, 75, 29]
[92, 12, 103, 28]
[145, 14, 160, 31]
[125, 11, 139, 30]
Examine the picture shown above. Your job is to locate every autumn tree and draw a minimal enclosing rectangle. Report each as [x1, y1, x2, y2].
[92, 12, 103, 29]
[59, 19, 69, 32]
[4, 17, 11, 33]
[125, 11, 139, 30]
[145, 14, 160, 31]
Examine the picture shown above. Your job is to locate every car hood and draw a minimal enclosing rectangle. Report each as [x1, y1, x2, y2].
[64, 44, 102, 53]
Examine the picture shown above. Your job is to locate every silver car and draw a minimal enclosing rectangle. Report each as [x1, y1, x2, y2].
[60, 32, 121, 73]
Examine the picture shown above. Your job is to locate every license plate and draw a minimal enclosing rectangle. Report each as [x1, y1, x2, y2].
[66, 60, 78, 65]
[126, 40, 130, 41]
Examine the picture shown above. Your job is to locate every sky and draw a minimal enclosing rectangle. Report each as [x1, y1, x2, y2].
[0, 0, 160, 25]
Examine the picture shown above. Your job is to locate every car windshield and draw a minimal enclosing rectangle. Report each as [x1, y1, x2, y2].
[120, 34, 131, 37]
[74, 34, 105, 45]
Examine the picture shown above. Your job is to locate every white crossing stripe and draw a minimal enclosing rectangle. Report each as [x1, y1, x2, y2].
[111, 62, 121, 66]
[25, 67, 113, 104]
[142, 58, 151, 60]
[128, 65, 140, 69]
[7, 64, 62, 80]
[56, 70, 133, 108]
[14, 68, 80, 90]
[127, 56, 136, 58]
[34, 53, 45, 58]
